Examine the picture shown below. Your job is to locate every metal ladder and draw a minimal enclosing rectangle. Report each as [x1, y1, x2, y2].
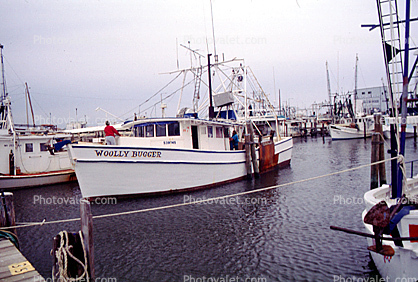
[376, 0, 404, 105]
[192, 66, 202, 112]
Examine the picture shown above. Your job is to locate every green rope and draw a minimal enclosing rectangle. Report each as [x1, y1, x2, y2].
[0, 230, 19, 248]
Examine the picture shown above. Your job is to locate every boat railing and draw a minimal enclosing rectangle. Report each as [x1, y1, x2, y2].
[405, 159, 418, 178]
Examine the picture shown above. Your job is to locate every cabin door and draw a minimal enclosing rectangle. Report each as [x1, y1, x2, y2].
[191, 126, 199, 149]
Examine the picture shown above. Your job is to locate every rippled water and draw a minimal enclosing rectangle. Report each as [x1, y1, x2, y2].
[12, 137, 418, 281]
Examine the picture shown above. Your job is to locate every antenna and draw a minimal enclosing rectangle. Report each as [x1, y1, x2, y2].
[209, 0, 217, 62]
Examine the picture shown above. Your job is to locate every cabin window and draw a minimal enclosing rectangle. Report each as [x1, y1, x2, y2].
[208, 126, 213, 138]
[25, 143, 33, 152]
[156, 124, 166, 137]
[40, 143, 49, 152]
[136, 126, 145, 137]
[224, 128, 229, 138]
[146, 125, 154, 137]
[168, 122, 180, 136]
[216, 127, 223, 138]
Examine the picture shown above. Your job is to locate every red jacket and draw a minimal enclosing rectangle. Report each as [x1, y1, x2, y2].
[104, 125, 120, 137]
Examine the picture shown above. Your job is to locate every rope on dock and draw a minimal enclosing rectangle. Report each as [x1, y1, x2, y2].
[0, 156, 403, 231]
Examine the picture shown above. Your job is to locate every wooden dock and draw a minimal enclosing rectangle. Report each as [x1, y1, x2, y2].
[0, 239, 45, 281]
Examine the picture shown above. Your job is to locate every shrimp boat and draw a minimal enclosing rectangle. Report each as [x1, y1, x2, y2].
[361, 0, 418, 278]
[338, 0, 418, 278]
[68, 55, 293, 198]
[330, 1, 418, 279]
[0, 45, 75, 189]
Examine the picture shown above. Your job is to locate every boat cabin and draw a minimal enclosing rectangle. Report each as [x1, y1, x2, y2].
[119, 118, 243, 151]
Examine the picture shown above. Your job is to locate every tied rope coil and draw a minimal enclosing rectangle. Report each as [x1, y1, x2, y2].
[53, 230, 89, 282]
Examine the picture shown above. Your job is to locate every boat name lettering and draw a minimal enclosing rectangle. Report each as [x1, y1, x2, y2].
[94, 150, 162, 158]
[95, 150, 130, 157]
[131, 151, 162, 158]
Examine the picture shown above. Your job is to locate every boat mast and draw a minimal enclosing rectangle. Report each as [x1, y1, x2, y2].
[0, 44, 6, 101]
[396, 0, 411, 198]
[354, 54, 358, 117]
[207, 54, 214, 119]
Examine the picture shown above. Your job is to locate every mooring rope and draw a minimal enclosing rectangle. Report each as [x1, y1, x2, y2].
[0, 155, 405, 231]
[53, 230, 89, 282]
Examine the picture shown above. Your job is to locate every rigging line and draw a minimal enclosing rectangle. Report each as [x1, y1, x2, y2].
[117, 71, 183, 119]
[0, 156, 401, 231]
[140, 79, 195, 114]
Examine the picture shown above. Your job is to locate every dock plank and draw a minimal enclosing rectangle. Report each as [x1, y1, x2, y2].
[0, 239, 45, 281]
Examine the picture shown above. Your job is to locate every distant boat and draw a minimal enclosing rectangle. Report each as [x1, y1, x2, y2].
[0, 45, 75, 189]
[329, 115, 374, 140]
[68, 57, 293, 198]
[382, 116, 418, 139]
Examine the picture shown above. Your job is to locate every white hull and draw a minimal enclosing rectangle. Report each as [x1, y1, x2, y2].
[0, 169, 76, 189]
[69, 137, 293, 198]
[330, 125, 372, 140]
[363, 177, 418, 279]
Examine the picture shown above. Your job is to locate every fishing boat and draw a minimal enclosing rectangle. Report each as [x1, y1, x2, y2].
[329, 115, 374, 140]
[362, 0, 418, 278]
[0, 45, 75, 189]
[382, 116, 418, 139]
[68, 55, 293, 198]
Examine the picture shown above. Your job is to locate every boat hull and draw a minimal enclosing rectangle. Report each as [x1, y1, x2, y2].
[330, 125, 372, 140]
[363, 180, 418, 280]
[0, 169, 76, 189]
[69, 137, 293, 198]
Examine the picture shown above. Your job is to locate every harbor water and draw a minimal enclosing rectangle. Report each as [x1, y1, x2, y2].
[12, 137, 418, 281]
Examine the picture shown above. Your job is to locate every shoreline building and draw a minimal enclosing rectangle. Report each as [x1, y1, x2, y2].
[355, 86, 389, 115]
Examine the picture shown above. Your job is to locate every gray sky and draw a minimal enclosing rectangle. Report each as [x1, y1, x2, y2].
[1, 0, 415, 127]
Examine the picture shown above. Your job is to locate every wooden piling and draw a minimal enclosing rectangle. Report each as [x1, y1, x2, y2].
[246, 121, 259, 178]
[414, 125, 417, 142]
[371, 133, 379, 189]
[363, 119, 367, 139]
[0, 192, 16, 234]
[80, 199, 95, 279]
[371, 114, 386, 189]
[245, 134, 252, 179]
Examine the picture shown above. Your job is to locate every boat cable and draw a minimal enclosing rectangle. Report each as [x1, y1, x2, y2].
[0, 155, 405, 231]
[117, 71, 183, 119]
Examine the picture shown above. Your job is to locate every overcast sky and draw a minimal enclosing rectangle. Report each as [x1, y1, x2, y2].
[1, 0, 416, 127]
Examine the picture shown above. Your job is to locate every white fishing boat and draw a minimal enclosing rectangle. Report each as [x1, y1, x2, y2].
[329, 115, 374, 140]
[361, 0, 418, 279]
[0, 45, 75, 189]
[382, 116, 418, 139]
[362, 176, 418, 279]
[68, 55, 293, 198]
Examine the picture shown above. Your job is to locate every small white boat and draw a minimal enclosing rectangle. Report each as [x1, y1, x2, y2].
[329, 116, 374, 140]
[68, 117, 293, 198]
[382, 116, 418, 139]
[0, 45, 75, 189]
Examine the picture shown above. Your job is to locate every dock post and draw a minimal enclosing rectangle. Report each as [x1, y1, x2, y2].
[414, 125, 417, 142]
[371, 133, 379, 189]
[245, 134, 252, 179]
[80, 199, 95, 280]
[246, 121, 259, 178]
[0, 192, 16, 234]
[363, 119, 367, 139]
[375, 114, 386, 186]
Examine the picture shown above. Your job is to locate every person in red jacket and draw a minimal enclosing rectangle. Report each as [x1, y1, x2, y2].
[104, 121, 121, 145]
